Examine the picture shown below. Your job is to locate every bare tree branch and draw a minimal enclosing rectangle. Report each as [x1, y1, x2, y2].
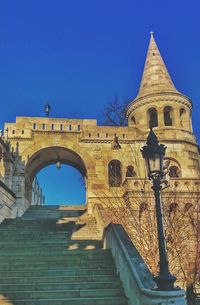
[101, 95, 131, 126]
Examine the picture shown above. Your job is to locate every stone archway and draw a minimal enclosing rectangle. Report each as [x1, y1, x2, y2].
[25, 146, 87, 205]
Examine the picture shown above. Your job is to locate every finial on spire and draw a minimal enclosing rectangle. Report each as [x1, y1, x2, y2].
[150, 31, 154, 36]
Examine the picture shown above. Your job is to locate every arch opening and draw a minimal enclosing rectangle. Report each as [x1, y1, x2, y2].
[25, 146, 87, 205]
[164, 106, 173, 126]
[108, 160, 122, 187]
[147, 108, 158, 128]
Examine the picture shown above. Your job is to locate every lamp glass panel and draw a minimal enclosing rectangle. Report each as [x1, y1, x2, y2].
[149, 154, 160, 173]
[145, 158, 151, 176]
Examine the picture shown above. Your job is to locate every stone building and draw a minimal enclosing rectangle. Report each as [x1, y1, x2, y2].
[0, 33, 199, 294]
[2, 33, 199, 213]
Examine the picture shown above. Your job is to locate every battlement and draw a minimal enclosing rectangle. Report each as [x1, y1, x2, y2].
[4, 116, 97, 139]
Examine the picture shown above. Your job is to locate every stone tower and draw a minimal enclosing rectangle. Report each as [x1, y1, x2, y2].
[126, 32, 199, 179]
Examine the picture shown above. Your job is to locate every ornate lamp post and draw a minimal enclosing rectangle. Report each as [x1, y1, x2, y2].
[141, 128, 177, 291]
[45, 103, 51, 117]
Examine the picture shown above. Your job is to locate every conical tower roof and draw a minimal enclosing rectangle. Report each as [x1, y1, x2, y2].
[137, 32, 179, 98]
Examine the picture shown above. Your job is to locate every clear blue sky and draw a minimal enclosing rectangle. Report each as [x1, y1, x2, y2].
[1, 0, 200, 204]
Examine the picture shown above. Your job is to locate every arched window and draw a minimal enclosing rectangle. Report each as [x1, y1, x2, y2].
[147, 108, 158, 128]
[180, 108, 186, 127]
[130, 116, 136, 125]
[169, 202, 178, 216]
[126, 165, 136, 177]
[164, 106, 173, 126]
[169, 166, 181, 178]
[108, 160, 122, 187]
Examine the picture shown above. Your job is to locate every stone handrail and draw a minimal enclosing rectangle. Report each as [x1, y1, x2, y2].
[0, 180, 16, 198]
[103, 223, 187, 305]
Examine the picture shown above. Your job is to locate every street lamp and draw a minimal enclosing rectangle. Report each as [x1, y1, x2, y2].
[45, 103, 51, 117]
[141, 128, 177, 291]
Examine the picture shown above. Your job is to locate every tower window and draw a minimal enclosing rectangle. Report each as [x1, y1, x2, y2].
[77, 125, 81, 131]
[51, 124, 54, 130]
[42, 124, 45, 130]
[130, 116, 136, 125]
[169, 166, 181, 178]
[33, 123, 36, 130]
[60, 124, 63, 131]
[164, 106, 173, 126]
[126, 165, 136, 177]
[108, 160, 122, 187]
[147, 108, 158, 128]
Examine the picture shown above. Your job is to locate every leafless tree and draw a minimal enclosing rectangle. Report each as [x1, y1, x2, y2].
[98, 144, 200, 295]
[101, 95, 131, 126]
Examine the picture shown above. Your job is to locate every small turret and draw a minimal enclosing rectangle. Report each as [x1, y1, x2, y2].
[127, 33, 192, 134]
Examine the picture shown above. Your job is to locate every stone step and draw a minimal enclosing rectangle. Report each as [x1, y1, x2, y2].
[0, 250, 111, 260]
[0, 267, 116, 277]
[0, 281, 121, 291]
[0, 288, 124, 299]
[0, 205, 128, 305]
[0, 248, 105, 255]
[0, 240, 102, 246]
[0, 274, 119, 284]
[0, 261, 115, 270]
[0, 296, 127, 305]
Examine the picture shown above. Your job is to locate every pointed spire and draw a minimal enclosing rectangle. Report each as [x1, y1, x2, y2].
[137, 32, 178, 98]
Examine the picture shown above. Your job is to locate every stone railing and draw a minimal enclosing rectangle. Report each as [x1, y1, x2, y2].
[103, 224, 187, 305]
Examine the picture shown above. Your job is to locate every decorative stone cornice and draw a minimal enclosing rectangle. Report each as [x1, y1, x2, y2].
[126, 92, 192, 117]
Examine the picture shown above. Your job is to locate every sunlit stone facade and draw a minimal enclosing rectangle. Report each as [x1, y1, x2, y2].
[0, 33, 199, 220]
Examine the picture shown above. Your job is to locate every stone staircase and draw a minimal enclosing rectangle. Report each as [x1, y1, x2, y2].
[0, 205, 128, 305]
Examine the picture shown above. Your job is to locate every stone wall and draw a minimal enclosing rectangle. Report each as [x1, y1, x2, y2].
[0, 180, 16, 223]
